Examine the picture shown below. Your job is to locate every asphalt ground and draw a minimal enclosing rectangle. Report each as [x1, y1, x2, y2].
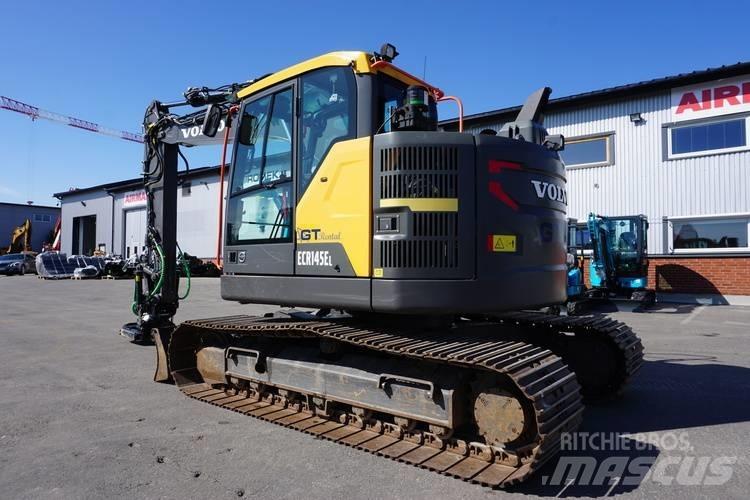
[0, 275, 748, 499]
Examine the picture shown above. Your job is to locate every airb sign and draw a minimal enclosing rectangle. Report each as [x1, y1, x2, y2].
[671, 75, 750, 121]
[123, 191, 147, 208]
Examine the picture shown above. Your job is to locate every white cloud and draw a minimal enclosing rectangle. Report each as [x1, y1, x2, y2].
[0, 185, 22, 200]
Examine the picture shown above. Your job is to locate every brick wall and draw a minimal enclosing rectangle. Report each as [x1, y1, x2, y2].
[648, 256, 750, 295]
[582, 256, 750, 295]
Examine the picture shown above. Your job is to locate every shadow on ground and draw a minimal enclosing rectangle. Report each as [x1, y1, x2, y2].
[583, 301, 705, 315]
[511, 356, 750, 497]
[633, 303, 703, 315]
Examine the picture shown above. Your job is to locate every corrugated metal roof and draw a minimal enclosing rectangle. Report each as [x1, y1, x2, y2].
[53, 164, 223, 199]
[441, 61, 750, 126]
[0, 201, 60, 210]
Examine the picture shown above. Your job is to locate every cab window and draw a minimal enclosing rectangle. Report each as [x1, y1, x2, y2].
[377, 75, 408, 133]
[299, 67, 356, 195]
[227, 87, 294, 244]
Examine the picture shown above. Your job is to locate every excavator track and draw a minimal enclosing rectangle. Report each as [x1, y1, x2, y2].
[495, 311, 644, 400]
[161, 315, 585, 488]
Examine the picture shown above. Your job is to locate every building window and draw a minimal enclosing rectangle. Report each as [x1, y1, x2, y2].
[667, 116, 749, 159]
[559, 134, 614, 168]
[669, 214, 750, 253]
[33, 214, 52, 223]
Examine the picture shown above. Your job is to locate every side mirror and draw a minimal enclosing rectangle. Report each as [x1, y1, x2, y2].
[201, 104, 223, 137]
[238, 114, 258, 146]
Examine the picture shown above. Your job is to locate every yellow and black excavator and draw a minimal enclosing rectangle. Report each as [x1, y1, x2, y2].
[121, 45, 643, 488]
[4, 218, 32, 254]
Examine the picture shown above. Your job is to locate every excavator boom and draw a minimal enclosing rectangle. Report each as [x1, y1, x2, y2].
[5, 219, 32, 254]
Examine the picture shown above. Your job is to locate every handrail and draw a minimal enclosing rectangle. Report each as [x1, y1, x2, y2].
[438, 96, 464, 132]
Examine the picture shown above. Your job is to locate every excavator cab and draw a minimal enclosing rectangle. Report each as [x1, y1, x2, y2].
[218, 53, 569, 314]
[587, 213, 655, 304]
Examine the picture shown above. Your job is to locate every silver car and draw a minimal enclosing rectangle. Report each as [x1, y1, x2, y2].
[0, 253, 36, 275]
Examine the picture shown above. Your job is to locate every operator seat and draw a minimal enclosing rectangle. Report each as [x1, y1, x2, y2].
[619, 232, 637, 252]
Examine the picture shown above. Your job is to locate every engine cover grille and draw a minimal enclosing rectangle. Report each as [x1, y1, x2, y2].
[378, 239, 459, 269]
[373, 133, 475, 279]
[380, 146, 459, 199]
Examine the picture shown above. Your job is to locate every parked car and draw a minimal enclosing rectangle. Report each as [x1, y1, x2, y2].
[0, 253, 36, 275]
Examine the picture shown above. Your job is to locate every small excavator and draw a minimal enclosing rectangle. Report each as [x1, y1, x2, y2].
[122, 45, 643, 489]
[564, 214, 656, 314]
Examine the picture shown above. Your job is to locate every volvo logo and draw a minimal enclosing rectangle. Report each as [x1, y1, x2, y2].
[531, 180, 568, 205]
[180, 119, 227, 139]
[238, 251, 246, 263]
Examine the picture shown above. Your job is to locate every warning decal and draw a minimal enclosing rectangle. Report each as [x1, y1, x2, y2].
[491, 235, 517, 253]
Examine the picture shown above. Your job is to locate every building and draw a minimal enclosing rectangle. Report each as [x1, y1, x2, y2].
[0, 202, 60, 252]
[54, 165, 224, 259]
[54, 61, 750, 302]
[441, 62, 750, 302]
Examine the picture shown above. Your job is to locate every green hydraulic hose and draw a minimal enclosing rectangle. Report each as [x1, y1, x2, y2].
[177, 247, 191, 300]
[131, 239, 192, 316]
[131, 282, 139, 315]
[147, 239, 166, 299]
[130, 236, 166, 316]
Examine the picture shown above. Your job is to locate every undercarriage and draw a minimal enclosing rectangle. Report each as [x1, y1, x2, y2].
[154, 311, 642, 488]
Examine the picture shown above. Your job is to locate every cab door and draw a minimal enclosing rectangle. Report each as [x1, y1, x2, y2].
[224, 84, 297, 275]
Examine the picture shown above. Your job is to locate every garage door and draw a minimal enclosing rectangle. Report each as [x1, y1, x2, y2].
[124, 208, 147, 258]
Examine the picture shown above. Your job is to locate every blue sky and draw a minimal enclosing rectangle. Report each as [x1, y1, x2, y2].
[1, 0, 746, 205]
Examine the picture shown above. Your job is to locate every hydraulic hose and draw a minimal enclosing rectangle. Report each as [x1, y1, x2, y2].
[177, 245, 191, 300]
[131, 235, 166, 316]
[131, 279, 139, 315]
[147, 239, 166, 299]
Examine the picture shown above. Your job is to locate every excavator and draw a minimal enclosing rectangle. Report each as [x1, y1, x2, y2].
[563, 214, 656, 314]
[122, 45, 643, 488]
[4, 218, 32, 254]
[587, 213, 655, 305]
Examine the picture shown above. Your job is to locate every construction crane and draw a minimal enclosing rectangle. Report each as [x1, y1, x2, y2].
[2, 94, 225, 263]
[1, 96, 141, 252]
[0, 95, 143, 143]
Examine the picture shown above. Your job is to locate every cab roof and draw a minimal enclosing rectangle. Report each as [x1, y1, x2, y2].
[236, 51, 443, 100]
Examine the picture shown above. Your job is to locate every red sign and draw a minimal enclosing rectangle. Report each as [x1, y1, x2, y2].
[123, 191, 147, 208]
[671, 76, 750, 121]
